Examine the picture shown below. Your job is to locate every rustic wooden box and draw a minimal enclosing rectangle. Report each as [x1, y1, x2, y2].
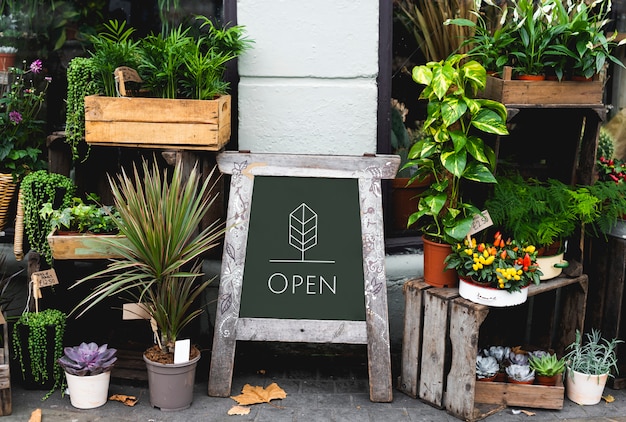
[478, 67, 603, 105]
[474, 376, 564, 410]
[84, 94, 231, 150]
[0, 317, 11, 416]
[47, 230, 128, 260]
[400, 276, 587, 421]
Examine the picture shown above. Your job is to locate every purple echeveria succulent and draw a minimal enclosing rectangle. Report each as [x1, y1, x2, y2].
[58, 342, 117, 376]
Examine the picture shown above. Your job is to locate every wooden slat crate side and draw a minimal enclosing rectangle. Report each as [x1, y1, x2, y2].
[445, 298, 489, 421]
[399, 279, 431, 398]
[474, 377, 564, 410]
[479, 76, 603, 105]
[47, 233, 127, 260]
[85, 121, 227, 149]
[418, 288, 459, 407]
[84, 95, 229, 124]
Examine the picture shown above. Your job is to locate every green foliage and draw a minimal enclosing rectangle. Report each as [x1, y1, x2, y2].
[71, 158, 226, 353]
[40, 194, 119, 234]
[403, 54, 508, 243]
[12, 309, 66, 400]
[87, 20, 141, 97]
[565, 329, 622, 377]
[485, 173, 601, 249]
[65, 57, 101, 162]
[20, 171, 76, 265]
[529, 353, 566, 377]
[586, 181, 626, 237]
[0, 59, 50, 181]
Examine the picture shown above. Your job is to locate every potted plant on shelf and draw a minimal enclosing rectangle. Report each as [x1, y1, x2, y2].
[11, 308, 66, 399]
[41, 195, 126, 260]
[71, 157, 226, 411]
[484, 173, 602, 280]
[476, 355, 499, 382]
[67, 16, 251, 154]
[57, 342, 117, 409]
[564, 329, 622, 405]
[16, 171, 75, 264]
[0, 58, 51, 233]
[403, 53, 509, 287]
[529, 351, 566, 386]
[444, 231, 543, 307]
[506, 363, 535, 384]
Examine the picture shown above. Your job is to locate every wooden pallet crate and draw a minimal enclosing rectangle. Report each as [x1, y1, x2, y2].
[399, 275, 588, 421]
[84, 95, 231, 150]
[0, 315, 11, 416]
[478, 67, 603, 105]
[47, 230, 128, 260]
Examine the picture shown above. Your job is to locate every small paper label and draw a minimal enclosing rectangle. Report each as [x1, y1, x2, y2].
[174, 339, 191, 364]
[32, 269, 59, 287]
[122, 303, 151, 320]
[468, 210, 493, 236]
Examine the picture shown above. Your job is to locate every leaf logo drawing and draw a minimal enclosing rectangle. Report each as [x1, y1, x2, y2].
[289, 203, 317, 260]
[269, 203, 334, 264]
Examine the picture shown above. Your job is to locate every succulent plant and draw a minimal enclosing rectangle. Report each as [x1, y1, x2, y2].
[508, 351, 529, 366]
[483, 345, 510, 364]
[529, 352, 565, 377]
[57, 342, 117, 376]
[506, 364, 535, 382]
[476, 355, 499, 379]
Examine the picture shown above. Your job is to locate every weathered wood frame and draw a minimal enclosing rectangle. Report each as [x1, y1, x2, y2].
[208, 152, 400, 402]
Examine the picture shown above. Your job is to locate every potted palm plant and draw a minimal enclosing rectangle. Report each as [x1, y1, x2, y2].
[70, 157, 226, 411]
[564, 329, 622, 405]
[57, 342, 117, 409]
[403, 53, 509, 287]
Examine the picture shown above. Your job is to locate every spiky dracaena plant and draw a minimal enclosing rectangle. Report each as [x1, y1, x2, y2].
[71, 158, 226, 356]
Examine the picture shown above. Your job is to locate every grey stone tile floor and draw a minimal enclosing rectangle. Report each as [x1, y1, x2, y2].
[4, 343, 626, 422]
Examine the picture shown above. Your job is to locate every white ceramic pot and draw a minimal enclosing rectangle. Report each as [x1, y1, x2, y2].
[537, 253, 568, 280]
[458, 278, 528, 307]
[565, 368, 608, 405]
[65, 371, 111, 409]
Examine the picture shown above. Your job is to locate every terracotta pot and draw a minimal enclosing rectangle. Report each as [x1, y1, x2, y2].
[571, 75, 593, 82]
[0, 53, 16, 72]
[507, 377, 534, 385]
[477, 374, 497, 382]
[514, 74, 546, 81]
[422, 236, 457, 288]
[535, 374, 558, 386]
[494, 372, 506, 383]
[391, 176, 432, 231]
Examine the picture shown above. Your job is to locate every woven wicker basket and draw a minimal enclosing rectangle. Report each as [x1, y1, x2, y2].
[0, 173, 17, 232]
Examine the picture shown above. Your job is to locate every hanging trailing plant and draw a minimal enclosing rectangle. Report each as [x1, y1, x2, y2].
[65, 57, 101, 162]
[12, 308, 67, 400]
[20, 171, 75, 265]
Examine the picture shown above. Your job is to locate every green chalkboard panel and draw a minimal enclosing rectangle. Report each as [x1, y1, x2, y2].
[239, 176, 366, 320]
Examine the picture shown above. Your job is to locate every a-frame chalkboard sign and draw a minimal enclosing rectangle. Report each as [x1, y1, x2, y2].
[208, 152, 400, 402]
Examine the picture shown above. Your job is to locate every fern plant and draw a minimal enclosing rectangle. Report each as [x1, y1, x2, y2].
[485, 173, 600, 252]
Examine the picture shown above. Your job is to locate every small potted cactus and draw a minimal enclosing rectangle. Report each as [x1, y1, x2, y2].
[57, 342, 117, 409]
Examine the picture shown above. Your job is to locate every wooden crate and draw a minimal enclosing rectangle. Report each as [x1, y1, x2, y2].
[478, 67, 603, 105]
[400, 275, 588, 421]
[0, 316, 11, 416]
[474, 376, 564, 409]
[84, 94, 231, 150]
[47, 230, 128, 260]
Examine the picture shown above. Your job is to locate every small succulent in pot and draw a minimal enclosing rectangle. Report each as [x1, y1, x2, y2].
[529, 352, 565, 377]
[483, 345, 510, 365]
[506, 364, 535, 383]
[508, 351, 529, 366]
[57, 342, 117, 376]
[476, 355, 499, 379]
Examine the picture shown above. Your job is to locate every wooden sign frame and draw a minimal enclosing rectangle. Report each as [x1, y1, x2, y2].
[207, 152, 400, 402]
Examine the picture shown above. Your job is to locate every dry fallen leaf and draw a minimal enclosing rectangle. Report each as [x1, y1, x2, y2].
[228, 405, 251, 415]
[603, 394, 615, 403]
[28, 408, 41, 422]
[109, 394, 139, 406]
[520, 409, 535, 416]
[231, 382, 287, 405]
